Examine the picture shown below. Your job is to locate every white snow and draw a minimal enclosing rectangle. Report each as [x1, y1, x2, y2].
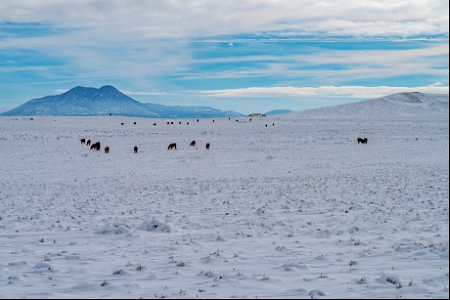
[284, 92, 449, 120]
[0, 111, 448, 298]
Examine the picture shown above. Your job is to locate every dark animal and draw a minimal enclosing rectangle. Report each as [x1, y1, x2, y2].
[121, 123, 124, 126]
[167, 122, 170, 125]
[357, 138, 368, 144]
[265, 124, 268, 127]
[190, 140, 196, 147]
[249, 118, 252, 122]
[153, 123, 157, 126]
[134, 146, 138, 153]
[273, 123, 275, 126]
[168, 143, 177, 150]
[104, 146, 110, 154]
[197, 119, 200, 122]
[171, 122, 174, 125]
[212, 120, 215, 123]
[81, 138, 86, 144]
[179, 122, 182, 125]
[206, 143, 210, 150]
[86, 140, 91, 146]
[90, 142, 101, 151]
[186, 122, 190, 125]
[134, 122, 137, 125]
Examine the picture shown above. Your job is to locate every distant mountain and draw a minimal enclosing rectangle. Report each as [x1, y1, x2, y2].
[282, 92, 449, 120]
[2, 85, 243, 118]
[143, 103, 242, 119]
[265, 109, 293, 116]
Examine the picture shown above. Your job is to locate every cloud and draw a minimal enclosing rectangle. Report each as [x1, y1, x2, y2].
[0, 0, 448, 38]
[198, 85, 449, 99]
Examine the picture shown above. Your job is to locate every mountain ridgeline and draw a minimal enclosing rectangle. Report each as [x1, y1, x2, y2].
[282, 92, 449, 120]
[2, 85, 243, 118]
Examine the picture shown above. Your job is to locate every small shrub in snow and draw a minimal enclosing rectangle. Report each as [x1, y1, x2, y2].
[138, 218, 171, 233]
[113, 269, 126, 275]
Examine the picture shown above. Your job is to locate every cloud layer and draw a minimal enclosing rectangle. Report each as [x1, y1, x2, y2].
[0, 0, 448, 37]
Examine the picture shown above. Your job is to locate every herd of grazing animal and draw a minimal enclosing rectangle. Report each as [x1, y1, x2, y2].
[80, 119, 368, 156]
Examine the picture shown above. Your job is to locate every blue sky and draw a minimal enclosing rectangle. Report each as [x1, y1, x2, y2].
[0, 1, 448, 114]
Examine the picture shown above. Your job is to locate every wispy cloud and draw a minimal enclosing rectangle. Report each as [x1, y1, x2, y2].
[0, 1, 448, 37]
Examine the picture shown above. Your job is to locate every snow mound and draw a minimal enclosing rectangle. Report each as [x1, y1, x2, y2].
[96, 223, 131, 235]
[283, 92, 449, 120]
[138, 218, 171, 233]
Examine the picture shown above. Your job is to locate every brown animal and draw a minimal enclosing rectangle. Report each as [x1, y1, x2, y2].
[104, 146, 110, 154]
[206, 143, 210, 150]
[81, 138, 86, 144]
[190, 140, 196, 147]
[168, 143, 177, 150]
[86, 140, 91, 146]
[134, 146, 138, 153]
[90, 142, 101, 151]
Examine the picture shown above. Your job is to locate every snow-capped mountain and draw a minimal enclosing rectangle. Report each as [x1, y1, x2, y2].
[283, 92, 449, 120]
[2, 85, 243, 118]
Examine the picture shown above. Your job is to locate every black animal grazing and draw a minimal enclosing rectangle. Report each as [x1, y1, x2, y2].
[168, 143, 177, 150]
[134, 146, 138, 153]
[190, 140, 196, 147]
[357, 138, 368, 144]
[90, 142, 101, 151]
[81, 138, 86, 144]
[206, 143, 210, 150]
[153, 123, 157, 126]
[86, 140, 91, 146]
[104, 146, 110, 154]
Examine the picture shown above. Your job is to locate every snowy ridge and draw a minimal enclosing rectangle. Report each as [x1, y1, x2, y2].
[283, 92, 449, 120]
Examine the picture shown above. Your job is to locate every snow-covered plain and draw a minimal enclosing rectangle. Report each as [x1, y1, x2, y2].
[0, 114, 448, 298]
